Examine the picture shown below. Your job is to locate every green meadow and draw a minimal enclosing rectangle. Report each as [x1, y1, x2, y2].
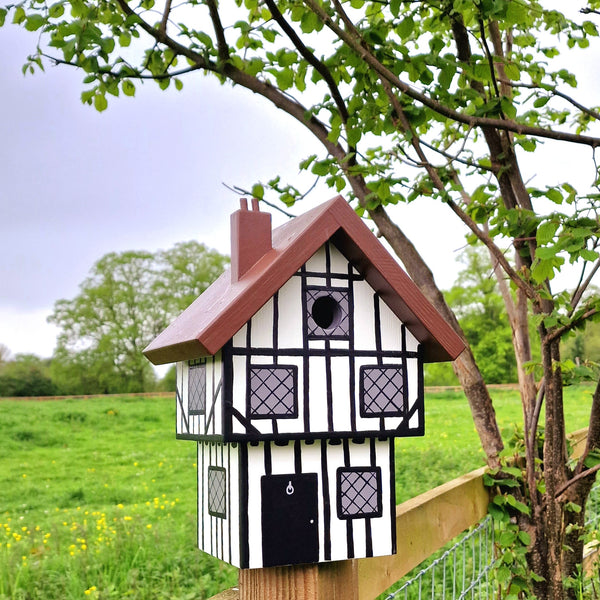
[0, 386, 596, 599]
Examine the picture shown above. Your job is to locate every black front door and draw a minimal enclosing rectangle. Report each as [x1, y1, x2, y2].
[261, 473, 319, 567]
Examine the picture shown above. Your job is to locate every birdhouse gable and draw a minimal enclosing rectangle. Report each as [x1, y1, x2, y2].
[143, 195, 464, 367]
[222, 240, 425, 442]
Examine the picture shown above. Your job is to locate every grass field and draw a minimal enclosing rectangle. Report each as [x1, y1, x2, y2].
[0, 385, 596, 599]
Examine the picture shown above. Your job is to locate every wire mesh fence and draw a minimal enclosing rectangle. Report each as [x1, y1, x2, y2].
[383, 479, 600, 600]
[383, 516, 496, 600]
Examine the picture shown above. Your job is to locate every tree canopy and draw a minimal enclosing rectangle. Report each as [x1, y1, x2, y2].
[0, 354, 55, 397]
[48, 241, 228, 394]
[4, 0, 600, 596]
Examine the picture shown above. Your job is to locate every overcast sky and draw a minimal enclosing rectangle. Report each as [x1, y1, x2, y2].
[1, 6, 598, 360]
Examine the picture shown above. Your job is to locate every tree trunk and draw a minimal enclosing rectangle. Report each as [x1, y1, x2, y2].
[541, 334, 568, 600]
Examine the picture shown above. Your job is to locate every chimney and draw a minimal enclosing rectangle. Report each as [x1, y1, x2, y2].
[230, 198, 272, 283]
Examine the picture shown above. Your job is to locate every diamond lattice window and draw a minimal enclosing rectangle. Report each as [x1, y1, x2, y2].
[360, 365, 405, 418]
[188, 359, 206, 415]
[249, 366, 298, 419]
[208, 467, 226, 518]
[337, 468, 382, 519]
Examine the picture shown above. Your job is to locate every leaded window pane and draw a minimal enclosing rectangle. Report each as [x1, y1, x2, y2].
[360, 365, 405, 417]
[337, 468, 382, 519]
[249, 365, 298, 419]
[208, 466, 226, 518]
[188, 359, 206, 415]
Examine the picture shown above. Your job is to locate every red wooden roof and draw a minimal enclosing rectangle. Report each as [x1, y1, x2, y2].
[143, 196, 465, 365]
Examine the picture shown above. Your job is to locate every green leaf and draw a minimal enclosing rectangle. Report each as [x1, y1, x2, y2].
[488, 502, 508, 521]
[438, 64, 456, 89]
[580, 249, 599, 261]
[506, 1, 528, 25]
[502, 466, 523, 478]
[119, 32, 131, 47]
[81, 89, 95, 104]
[584, 449, 600, 468]
[504, 62, 520, 81]
[499, 530, 517, 546]
[12, 6, 26, 25]
[518, 530, 531, 546]
[25, 14, 45, 31]
[251, 183, 264, 199]
[532, 257, 560, 283]
[48, 3, 65, 19]
[545, 187, 563, 204]
[501, 97, 517, 119]
[583, 20, 599, 37]
[122, 79, 136, 97]
[0, 8, 6, 27]
[505, 494, 530, 515]
[347, 127, 361, 147]
[262, 28, 277, 43]
[94, 93, 108, 112]
[518, 138, 537, 152]
[312, 160, 332, 176]
[299, 155, 317, 171]
[300, 11, 321, 34]
[390, 0, 401, 17]
[273, 67, 294, 90]
[536, 221, 559, 245]
[533, 96, 549, 108]
[396, 16, 414, 40]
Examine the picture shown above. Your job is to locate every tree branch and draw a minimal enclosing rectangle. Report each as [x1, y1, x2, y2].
[575, 378, 600, 477]
[503, 80, 600, 122]
[263, 0, 349, 125]
[113, 0, 346, 162]
[302, 0, 600, 148]
[159, 0, 172, 37]
[412, 136, 494, 172]
[478, 19, 501, 102]
[444, 196, 539, 301]
[570, 256, 600, 314]
[555, 463, 600, 499]
[220, 183, 296, 218]
[206, 0, 230, 62]
[488, 20, 512, 98]
[41, 52, 203, 80]
[546, 306, 600, 343]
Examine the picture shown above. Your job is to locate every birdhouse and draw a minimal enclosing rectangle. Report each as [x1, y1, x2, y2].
[144, 196, 464, 570]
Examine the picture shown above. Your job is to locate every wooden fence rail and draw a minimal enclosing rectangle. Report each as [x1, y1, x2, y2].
[210, 428, 590, 600]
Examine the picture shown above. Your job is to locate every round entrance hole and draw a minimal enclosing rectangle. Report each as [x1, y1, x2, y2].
[311, 295, 342, 330]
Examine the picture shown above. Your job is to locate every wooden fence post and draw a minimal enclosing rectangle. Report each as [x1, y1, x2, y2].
[237, 560, 358, 600]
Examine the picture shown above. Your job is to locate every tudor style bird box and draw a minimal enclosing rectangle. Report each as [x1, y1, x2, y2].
[144, 196, 464, 570]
